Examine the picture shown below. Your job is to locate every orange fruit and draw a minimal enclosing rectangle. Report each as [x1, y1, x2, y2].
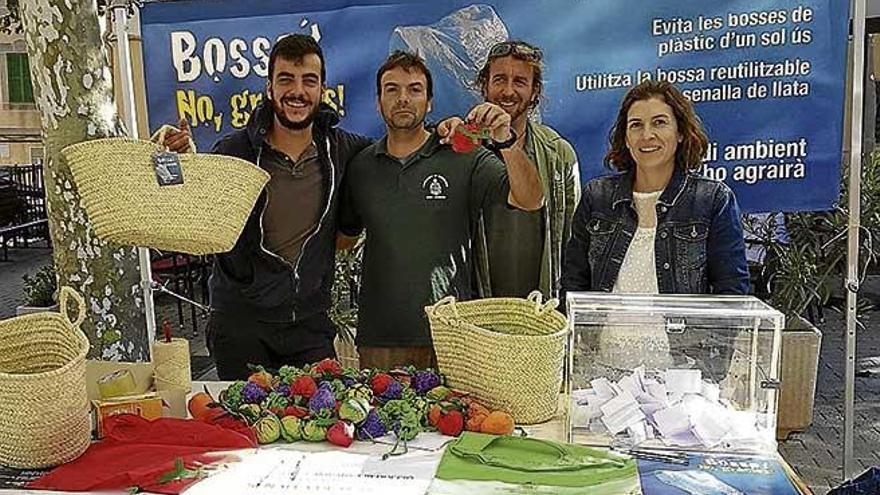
[480, 411, 515, 435]
[428, 405, 442, 427]
[188, 392, 213, 420]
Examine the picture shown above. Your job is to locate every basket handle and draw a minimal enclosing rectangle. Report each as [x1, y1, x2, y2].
[150, 124, 196, 153]
[59, 286, 86, 328]
[429, 295, 460, 323]
[526, 291, 559, 315]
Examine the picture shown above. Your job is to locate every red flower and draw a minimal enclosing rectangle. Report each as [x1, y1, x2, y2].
[370, 373, 394, 396]
[291, 375, 318, 399]
[313, 358, 343, 377]
[436, 410, 465, 437]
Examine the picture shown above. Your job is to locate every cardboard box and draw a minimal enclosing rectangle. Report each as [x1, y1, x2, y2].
[92, 393, 164, 438]
[776, 317, 822, 440]
[86, 360, 192, 421]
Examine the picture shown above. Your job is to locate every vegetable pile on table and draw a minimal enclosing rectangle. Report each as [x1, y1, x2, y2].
[189, 359, 515, 449]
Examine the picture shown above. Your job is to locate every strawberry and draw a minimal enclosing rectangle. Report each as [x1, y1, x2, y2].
[291, 375, 318, 399]
[451, 128, 478, 153]
[436, 410, 465, 437]
[370, 373, 394, 396]
[326, 421, 355, 448]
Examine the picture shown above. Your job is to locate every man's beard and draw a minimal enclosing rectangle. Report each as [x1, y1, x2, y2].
[493, 98, 530, 124]
[382, 106, 425, 131]
[271, 95, 319, 130]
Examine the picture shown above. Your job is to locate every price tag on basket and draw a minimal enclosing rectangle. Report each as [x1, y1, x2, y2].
[153, 151, 184, 186]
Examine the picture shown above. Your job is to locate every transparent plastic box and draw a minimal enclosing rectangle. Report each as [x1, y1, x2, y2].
[564, 293, 783, 454]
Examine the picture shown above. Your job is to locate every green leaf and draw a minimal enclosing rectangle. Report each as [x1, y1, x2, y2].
[454, 124, 491, 140]
[156, 458, 203, 485]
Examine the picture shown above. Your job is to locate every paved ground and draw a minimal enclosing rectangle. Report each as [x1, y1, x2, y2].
[2, 246, 879, 493]
[778, 277, 880, 494]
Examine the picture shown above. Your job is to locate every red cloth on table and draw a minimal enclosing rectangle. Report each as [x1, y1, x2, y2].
[27, 414, 257, 494]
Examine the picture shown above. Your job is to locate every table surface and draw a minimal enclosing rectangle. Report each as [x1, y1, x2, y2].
[4, 381, 813, 495]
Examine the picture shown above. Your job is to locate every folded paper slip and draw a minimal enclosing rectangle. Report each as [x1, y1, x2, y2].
[61, 138, 269, 255]
[435, 432, 637, 487]
[27, 414, 257, 494]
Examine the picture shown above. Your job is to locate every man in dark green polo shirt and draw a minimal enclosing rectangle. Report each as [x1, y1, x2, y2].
[338, 51, 544, 370]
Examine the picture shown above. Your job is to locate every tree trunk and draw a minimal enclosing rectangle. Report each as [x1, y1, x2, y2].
[19, 0, 148, 360]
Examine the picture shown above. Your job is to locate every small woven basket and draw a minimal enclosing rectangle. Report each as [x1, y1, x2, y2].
[0, 286, 91, 468]
[61, 137, 269, 255]
[426, 292, 568, 424]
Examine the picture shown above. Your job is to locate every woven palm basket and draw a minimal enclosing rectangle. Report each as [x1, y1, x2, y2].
[61, 138, 269, 255]
[0, 287, 91, 468]
[426, 292, 568, 424]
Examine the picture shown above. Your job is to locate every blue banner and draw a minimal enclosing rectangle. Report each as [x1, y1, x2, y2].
[141, 0, 849, 213]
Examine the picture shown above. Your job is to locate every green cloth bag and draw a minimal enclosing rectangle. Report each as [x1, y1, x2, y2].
[435, 432, 638, 488]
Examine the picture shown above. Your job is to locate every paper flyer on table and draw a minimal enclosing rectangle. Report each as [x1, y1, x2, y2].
[184, 449, 431, 495]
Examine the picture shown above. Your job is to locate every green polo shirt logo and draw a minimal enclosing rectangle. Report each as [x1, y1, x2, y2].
[423, 174, 449, 200]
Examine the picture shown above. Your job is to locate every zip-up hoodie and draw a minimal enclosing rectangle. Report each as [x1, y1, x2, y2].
[209, 101, 371, 322]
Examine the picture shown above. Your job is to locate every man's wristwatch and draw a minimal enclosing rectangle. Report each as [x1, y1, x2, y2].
[486, 128, 518, 151]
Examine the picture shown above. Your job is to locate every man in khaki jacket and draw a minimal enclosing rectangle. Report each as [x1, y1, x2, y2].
[457, 40, 581, 300]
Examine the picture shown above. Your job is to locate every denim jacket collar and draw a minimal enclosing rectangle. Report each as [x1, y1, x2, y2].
[611, 166, 688, 210]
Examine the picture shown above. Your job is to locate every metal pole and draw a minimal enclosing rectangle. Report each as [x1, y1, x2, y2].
[111, 0, 158, 351]
[844, 0, 865, 480]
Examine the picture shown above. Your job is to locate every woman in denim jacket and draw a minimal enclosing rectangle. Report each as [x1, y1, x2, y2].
[563, 80, 749, 296]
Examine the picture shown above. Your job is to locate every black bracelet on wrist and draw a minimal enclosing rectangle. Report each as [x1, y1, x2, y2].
[486, 128, 518, 151]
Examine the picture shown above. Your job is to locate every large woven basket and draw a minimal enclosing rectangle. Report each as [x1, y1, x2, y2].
[426, 292, 568, 424]
[61, 138, 269, 255]
[0, 286, 91, 468]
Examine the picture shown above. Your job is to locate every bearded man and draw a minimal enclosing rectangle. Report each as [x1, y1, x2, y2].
[203, 34, 371, 379]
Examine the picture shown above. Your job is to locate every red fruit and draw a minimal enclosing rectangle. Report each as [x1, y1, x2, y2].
[269, 407, 285, 417]
[370, 373, 394, 395]
[313, 358, 343, 377]
[326, 421, 355, 448]
[291, 375, 318, 399]
[437, 410, 465, 437]
[451, 130, 478, 153]
[283, 406, 309, 418]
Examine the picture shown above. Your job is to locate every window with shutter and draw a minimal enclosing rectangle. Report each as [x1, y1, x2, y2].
[7, 53, 34, 104]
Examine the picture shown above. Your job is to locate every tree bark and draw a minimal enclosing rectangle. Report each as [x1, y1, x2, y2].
[19, 0, 148, 360]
